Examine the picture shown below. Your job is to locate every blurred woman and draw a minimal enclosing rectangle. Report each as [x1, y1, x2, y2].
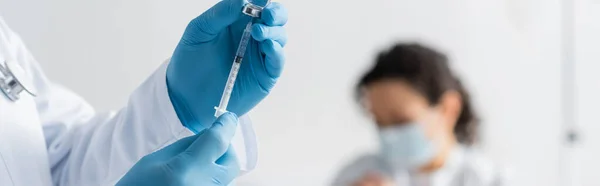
[332, 43, 506, 186]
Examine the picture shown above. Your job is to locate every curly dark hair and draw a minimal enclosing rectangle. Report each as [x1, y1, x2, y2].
[356, 42, 479, 145]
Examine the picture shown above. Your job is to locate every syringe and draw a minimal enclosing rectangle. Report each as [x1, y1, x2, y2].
[214, 2, 267, 117]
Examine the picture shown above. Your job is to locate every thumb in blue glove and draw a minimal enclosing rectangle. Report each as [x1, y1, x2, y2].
[167, 0, 288, 133]
[116, 112, 240, 186]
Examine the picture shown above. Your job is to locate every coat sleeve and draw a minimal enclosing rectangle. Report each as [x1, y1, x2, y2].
[40, 62, 194, 186]
[0, 17, 253, 186]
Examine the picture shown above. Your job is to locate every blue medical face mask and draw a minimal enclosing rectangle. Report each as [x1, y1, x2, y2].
[378, 122, 438, 171]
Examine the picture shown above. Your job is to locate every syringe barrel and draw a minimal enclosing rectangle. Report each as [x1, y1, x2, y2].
[214, 22, 253, 117]
[214, 4, 263, 117]
[215, 61, 242, 117]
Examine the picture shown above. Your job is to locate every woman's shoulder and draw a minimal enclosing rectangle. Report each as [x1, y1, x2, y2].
[330, 153, 387, 186]
[461, 148, 510, 185]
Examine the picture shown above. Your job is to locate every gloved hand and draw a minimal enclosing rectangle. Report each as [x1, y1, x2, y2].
[117, 113, 240, 186]
[167, 0, 288, 132]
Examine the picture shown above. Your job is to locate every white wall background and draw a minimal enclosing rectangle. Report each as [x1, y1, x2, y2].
[571, 0, 600, 185]
[0, 0, 595, 185]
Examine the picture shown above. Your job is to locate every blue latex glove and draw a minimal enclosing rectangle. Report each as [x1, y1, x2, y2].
[117, 113, 240, 186]
[167, 0, 288, 132]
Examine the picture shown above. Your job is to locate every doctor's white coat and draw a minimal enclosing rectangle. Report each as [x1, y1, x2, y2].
[0, 17, 255, 186]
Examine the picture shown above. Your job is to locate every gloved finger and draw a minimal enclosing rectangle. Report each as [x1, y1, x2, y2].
[187, 0, 245, 41]
[216, 145, 240, 171]
[249, 0, 270, 7]
[260, 2, 288, 26]
[260, 39, 285, 79]
[184, 112, 239, 162]
[251, 24, 287, 46]
[214, 146, 241, 184]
